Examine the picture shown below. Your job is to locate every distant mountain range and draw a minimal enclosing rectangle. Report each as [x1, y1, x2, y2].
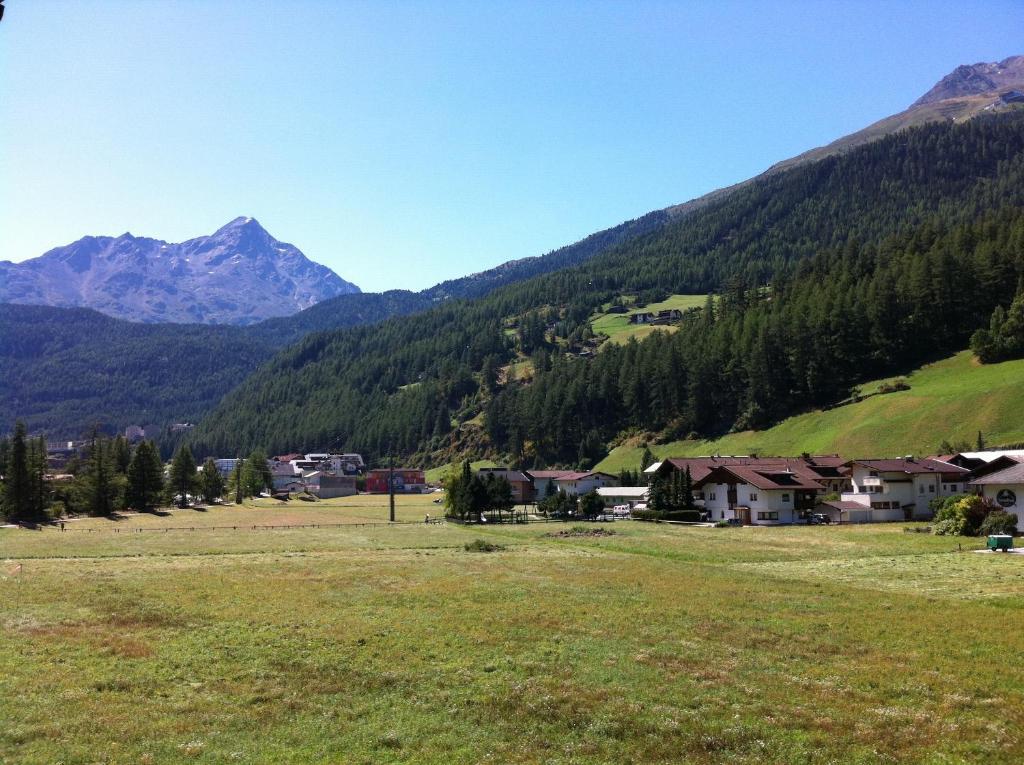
[0, 216, 360, 325]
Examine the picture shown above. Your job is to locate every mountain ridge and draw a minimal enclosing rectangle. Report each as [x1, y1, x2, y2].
[0, 217, 360, 325]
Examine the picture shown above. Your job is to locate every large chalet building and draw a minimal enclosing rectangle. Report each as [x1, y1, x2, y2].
[645, 456, 848, 524]
[836, 458, 970, 522]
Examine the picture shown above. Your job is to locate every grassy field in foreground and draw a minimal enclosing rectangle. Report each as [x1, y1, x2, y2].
[598, 350, 1024, 473]
[590, 294, 707, 344]
[2, 501, 1023, 764]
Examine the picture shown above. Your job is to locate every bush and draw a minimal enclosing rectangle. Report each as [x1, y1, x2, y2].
[932, 494, 988, 536]
[464, 539, 505, 553]
[877, 378, 911, 394]
[714, 519, 733, 528]
[979, 510, 1018, 537]
[632, 509, 702, 522]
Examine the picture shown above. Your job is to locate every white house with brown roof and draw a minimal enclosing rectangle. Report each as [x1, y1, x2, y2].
[690, 463, 826, 524]
[970, 460, 1024, 527]
[841, 458, 969, 521]
[647, 456, 848, 524]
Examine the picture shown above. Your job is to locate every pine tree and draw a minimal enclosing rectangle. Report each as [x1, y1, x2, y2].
[200, 458, 225, 503]
[640, 446, 655, 471]
[976, 430, 986, 451]
[27, 436, 49, 519]
[682, 466, 694, 509]
[112, 435, 132, 474]
[82, 432, 116, 517]
[231, 457, 246, 504]
[243, 449, 272, 497]
[126, 440, 165, 512]
[2, 422, 32, 522]
[168, 445, 198, 508]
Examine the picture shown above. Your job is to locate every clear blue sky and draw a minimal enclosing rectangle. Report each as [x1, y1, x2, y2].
[2, 1, 1021, 292]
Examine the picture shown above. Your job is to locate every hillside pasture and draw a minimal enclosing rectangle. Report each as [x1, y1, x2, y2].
[598, 350, 1024, 473]
[2, 505, 1023, 764]
[590, 294, 707, 344]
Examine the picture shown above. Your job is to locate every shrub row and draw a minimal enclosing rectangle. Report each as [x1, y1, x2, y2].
[631, 509, 703, 523]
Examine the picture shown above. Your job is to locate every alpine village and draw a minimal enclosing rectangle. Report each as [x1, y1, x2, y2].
[3, 10, 1024, 762]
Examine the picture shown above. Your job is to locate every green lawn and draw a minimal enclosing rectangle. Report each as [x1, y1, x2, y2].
[598, 350, 1024, 473]
[2, 504, 1023, 764]
[590, 294, 708, 344]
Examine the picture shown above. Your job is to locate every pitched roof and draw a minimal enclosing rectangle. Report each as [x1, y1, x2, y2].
[527, 470, 578, 479]
[693, 464, 825, 491]
[596, 486, 649, 497]
[849, 458, 968, 475]
[970, 462, 1024, 486]
[817, 500, 869, 511]
[477, 468, 532, 483]
[943, 450, 1024, 463]
[552, 471, 616, 482]
[657, 456, 845, 485]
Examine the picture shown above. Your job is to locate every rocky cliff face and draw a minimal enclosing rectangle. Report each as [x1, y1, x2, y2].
[0, 217, 359, 325]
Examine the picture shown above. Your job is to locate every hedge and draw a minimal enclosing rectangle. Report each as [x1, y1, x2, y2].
[631, 509, 703, 523]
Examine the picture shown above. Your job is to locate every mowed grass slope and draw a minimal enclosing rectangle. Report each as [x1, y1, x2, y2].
[2, 500, 1023, 764]
[598, 350, 1024, 473]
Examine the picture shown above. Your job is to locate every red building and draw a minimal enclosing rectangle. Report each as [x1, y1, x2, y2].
[365, 468, 426, 494]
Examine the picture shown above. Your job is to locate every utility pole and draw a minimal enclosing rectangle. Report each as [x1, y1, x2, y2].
[388, 453, 396, 523]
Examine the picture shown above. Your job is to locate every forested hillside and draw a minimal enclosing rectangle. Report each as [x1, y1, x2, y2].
[188, 112, 1024, 465]
[0, 292, 440, 436]
[0, 211, 673, 437]
[0, 305, 273, 435]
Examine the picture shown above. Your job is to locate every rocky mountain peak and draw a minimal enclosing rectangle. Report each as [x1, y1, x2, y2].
[912, 55, 1024, 107]
[0, 218, 360, 325]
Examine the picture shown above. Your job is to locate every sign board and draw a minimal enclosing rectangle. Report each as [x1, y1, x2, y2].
[996, 489, 1017, 508]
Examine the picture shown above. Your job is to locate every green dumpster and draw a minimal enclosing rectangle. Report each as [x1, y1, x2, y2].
[987, 534, 1014, 552]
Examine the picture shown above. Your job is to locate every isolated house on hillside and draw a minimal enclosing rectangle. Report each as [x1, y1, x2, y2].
[840, 458, 969, 521]
[628, 308, 683, 326]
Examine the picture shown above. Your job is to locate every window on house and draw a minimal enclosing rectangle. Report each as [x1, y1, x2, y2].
[709, 492, 716, 500]
[782, 493, 790, 502]
[919, 485, 925, 494]
[756, 511, 779, 521]
[929, 485, 935, 493]
[869, 470, 878, 477]
[750, 493, 758, 502]
[950, 484, 958, 492]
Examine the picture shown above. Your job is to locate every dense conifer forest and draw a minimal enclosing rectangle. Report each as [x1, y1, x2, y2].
[0, 209, 672, 438]
[187, 112, 1024, 465]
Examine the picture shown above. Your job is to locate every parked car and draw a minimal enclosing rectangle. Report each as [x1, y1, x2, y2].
[808, 513, 831, 525]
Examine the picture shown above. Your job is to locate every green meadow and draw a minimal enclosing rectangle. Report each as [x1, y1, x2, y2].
[598, 350, 1024, 473]
[2, 495, 1023, 764]
[590, 294, 708, 344]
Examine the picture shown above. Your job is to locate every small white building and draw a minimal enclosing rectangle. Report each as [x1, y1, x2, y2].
[596, 486, 649, 508]
[553, 471, 619, 496]
[841, 458, 969, 521]
[970, 461, 1024, 527]
[527, 470, 620, 498]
